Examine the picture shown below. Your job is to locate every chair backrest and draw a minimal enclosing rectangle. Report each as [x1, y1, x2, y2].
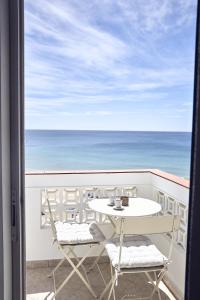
[115, 214, 181, 271]
[114, 215, 181, 235]
[46, 193, 57, 240]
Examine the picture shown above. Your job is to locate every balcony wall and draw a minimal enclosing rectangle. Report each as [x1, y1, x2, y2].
[25, 169, 189, 299]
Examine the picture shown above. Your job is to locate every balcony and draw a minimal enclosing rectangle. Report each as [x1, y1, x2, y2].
[25, 169, 189, 299]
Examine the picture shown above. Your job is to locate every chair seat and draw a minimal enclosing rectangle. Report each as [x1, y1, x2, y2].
[55, 221, 105, 245]
[105, 235, 168, 269]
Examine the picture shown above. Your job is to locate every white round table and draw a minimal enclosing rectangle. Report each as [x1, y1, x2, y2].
[88, 197, 161, 218]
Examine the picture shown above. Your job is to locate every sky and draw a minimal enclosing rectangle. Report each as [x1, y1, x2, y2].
[25, 0, 197, 132]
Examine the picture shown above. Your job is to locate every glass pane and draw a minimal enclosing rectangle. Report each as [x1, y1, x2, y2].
[25, 1, 197, 299]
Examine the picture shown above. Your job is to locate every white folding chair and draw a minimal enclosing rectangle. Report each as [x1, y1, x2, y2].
[46, 195, 106, 299]
[100, 214, 181, 300]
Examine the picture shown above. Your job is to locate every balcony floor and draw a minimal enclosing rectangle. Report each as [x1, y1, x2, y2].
[26, 262, 176, 300]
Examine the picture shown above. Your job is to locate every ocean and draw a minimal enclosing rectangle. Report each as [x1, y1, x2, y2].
[25, 130, 192, 178]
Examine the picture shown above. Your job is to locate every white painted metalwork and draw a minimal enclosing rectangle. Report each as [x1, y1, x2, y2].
[45, 190, 106, 300]
[41, 185, 187, 250]
[26, 171, 189, 298]
[154, 189, 188, 249]
[99, 215, 181, 300]
[41, 185, 137, 227]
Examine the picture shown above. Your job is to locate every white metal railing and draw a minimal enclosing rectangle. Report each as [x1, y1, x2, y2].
[41, 185, 137, 227]
[41, 185, 187, 250]
[153, 189, 188, 249]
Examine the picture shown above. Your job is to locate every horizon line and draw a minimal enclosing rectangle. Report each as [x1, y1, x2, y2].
[25, 129, 192, 133]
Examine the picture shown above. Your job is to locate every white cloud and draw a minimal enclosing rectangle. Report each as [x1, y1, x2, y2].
[25, 0, 197, 129]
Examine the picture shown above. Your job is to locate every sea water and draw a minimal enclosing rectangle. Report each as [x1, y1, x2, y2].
[25, 130, 191, 178]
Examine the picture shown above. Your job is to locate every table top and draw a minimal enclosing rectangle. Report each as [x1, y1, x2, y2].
[88, 197, 161, 218]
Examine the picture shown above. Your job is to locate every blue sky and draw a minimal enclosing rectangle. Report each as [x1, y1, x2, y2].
[25, 0, 197, 131]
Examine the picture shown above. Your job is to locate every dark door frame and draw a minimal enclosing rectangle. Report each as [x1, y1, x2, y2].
[185, 1, 200, 299]
[10, 0, 25, 300]
[1, 0, 200, 299]
[0, 0, 25, 300]
[9, 0, 25, 300]
[0, 0, 13, 299]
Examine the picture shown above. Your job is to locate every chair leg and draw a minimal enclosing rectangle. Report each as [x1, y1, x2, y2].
[87, 247, 105, 273]
[96, 262, 107, 287]
[153, 271, 161, 300]
[145, 270, 164, 300]
[108, 274, 117, 300]
[149, 269, 166, 299]
[48, 246, 97, 300]
[50, 248, 85, 299]
[86, 245, 107, 287]
[99, 277, 113, 300]
[48, 247, 73, 278]
[145, 271, 154, 286]
[110, 263, 116, 300]
[48, 257, 66, 278]
[70, 248, 90, 284]
[87, 231, 116, 274]
[58, 245, 98, 298]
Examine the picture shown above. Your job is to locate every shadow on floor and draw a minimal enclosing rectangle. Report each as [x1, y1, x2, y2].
[26, 263, 176, 300]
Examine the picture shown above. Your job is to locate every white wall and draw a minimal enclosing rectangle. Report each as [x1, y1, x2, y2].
[151, 173, 189, 298]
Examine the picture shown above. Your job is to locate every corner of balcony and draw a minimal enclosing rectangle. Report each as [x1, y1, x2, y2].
[25, 169, 189, 300]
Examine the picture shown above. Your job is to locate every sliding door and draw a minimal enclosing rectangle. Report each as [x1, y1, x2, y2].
[10, 1, 25, 300]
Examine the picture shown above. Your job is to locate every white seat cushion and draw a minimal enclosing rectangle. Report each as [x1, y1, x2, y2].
[55, 221, 105, 245]
[105, 235, 168, 269]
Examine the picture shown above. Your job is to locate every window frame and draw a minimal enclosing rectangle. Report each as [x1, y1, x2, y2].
[185, 1, 200, 299]
[1, 1, 200, 299]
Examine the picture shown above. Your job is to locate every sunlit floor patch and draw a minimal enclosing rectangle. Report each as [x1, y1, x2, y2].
[26, 292, 54, 300]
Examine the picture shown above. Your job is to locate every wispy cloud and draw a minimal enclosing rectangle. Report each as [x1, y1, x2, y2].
[25, 0, 197, 130]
